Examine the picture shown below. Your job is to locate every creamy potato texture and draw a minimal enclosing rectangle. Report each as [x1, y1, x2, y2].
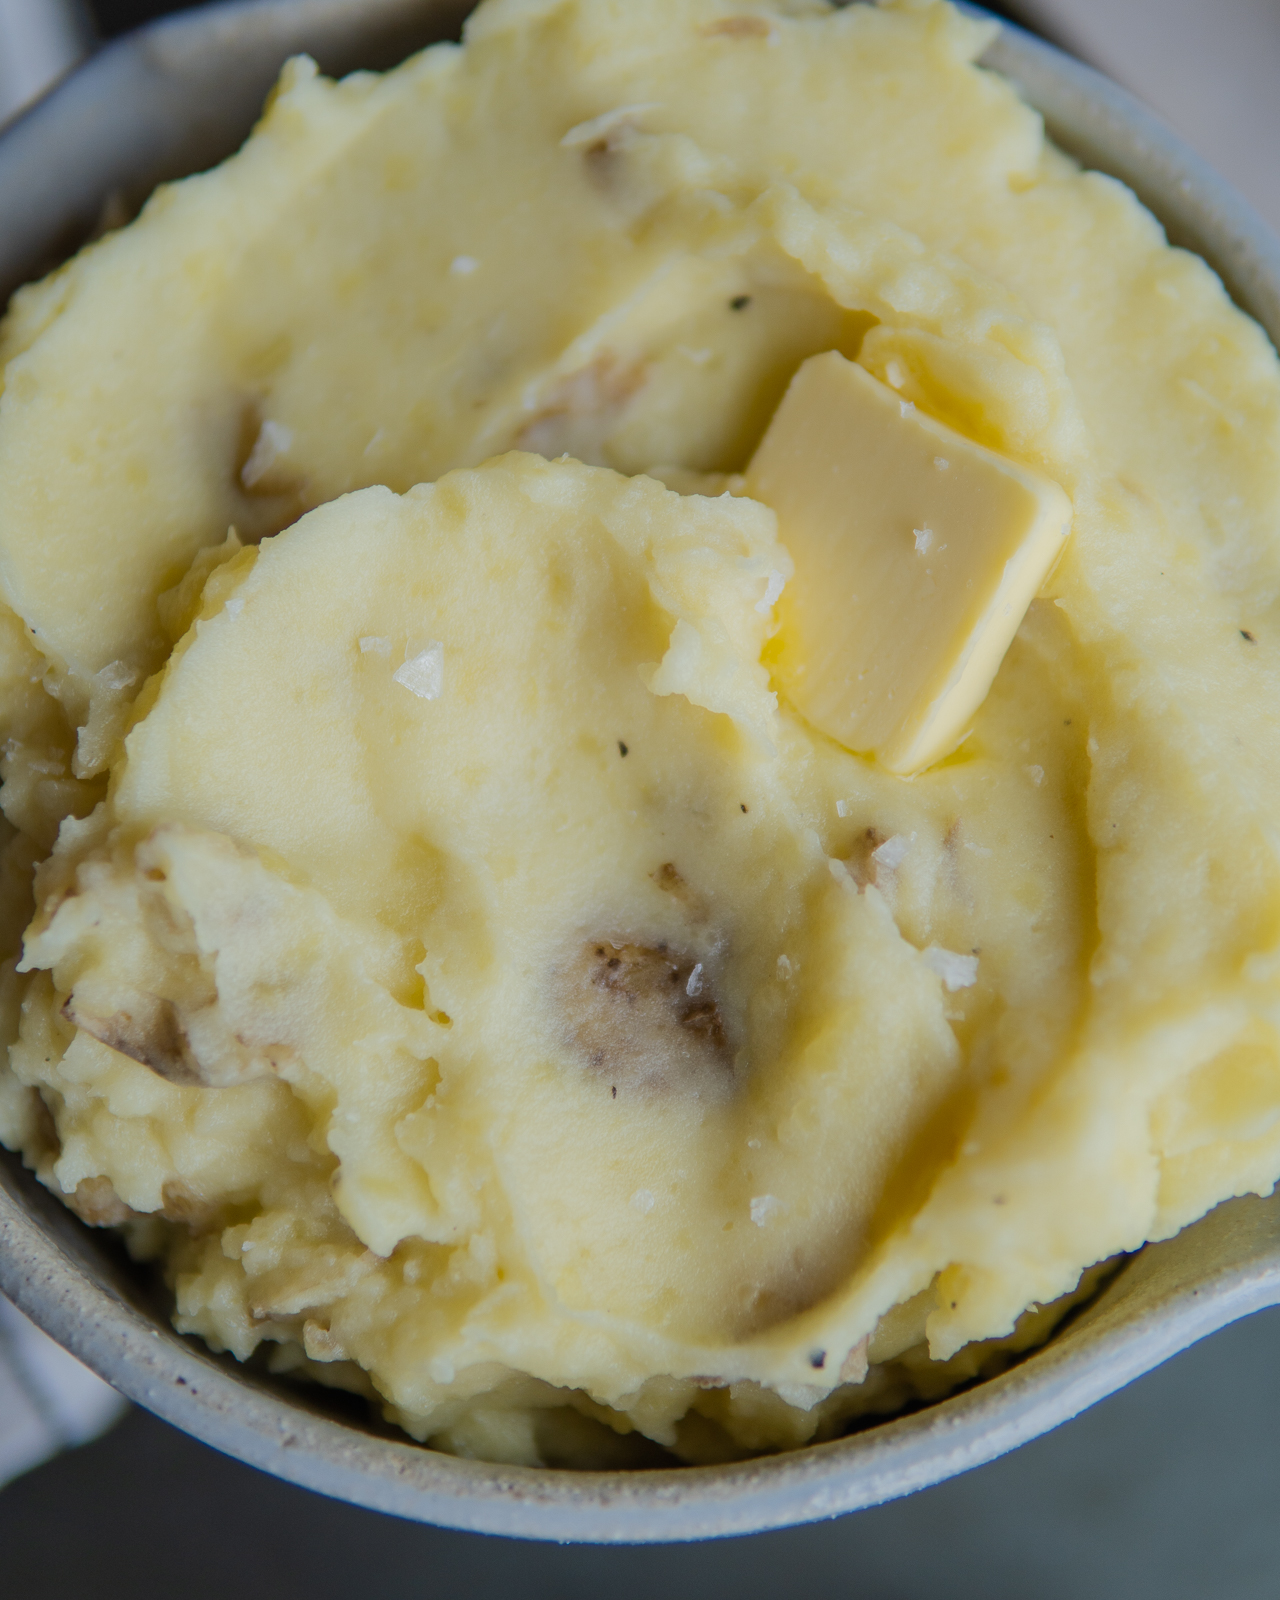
[1, 0, 1280, 1464]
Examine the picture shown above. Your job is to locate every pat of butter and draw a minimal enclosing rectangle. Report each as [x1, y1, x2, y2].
[745, 352, 1072, 774]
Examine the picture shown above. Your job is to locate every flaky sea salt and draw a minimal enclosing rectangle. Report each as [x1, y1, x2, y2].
[630, 1189, 656, 1214]
[835, 799, 850, 818]
[913, 526, 933, 554]
[560, 102, 662, 148]
[1025, 764, 1045, 787]
[754, 569, 787, 615]
[934, 456, 950, 471]
[774, 1382, 825, 1411]
[750, 1194, 783, 1227]
[359, 636, 392, 656]
[93, 659, 140, 695]
[922, 945, 979, 991]
[224, 598, 244, 619]
[685, 963, 704, 998]
[240, 417, 293, 489]
[450, 255, 479, 275]
[872, 833, 911, 871]
[393, 642, 445, 700]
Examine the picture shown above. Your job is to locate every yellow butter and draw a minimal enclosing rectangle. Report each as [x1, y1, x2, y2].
[747, 352, 1072, 773]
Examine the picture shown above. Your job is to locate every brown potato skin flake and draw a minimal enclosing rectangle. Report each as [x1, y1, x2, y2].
[516, 354, 647, 450]
[839, 1336, 870, 1384]
[653, 862, 683, 894]
[63, 992, 204, 1086]
[66, 1174, 136, 1227]
[700, 17, 772, 38]
[650, 861, 707, 921]
[160, 1178, 223, 1233]
[561, 939, 732, 1096]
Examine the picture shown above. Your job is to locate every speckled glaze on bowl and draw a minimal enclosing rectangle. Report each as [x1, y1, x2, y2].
[1, 0, 1279, 1545]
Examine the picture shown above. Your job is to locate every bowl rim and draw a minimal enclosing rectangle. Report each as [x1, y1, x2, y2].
[2, 0, 1280, 1545]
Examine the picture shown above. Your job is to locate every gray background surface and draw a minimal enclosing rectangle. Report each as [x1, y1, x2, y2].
[3, 1305, 1279, 1597]
[2, 2, 1280, 1594]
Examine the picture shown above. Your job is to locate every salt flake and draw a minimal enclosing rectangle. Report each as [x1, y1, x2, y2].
[750, 1194, 783, 1227]
[95, 661, 140, 695]
[393, 643, 445, 700]
[240, 418, 293, 489]
[630, 1188, 656, 1214]
[913, 526, 933, 554]
[450, 255, 479, 276]
[686, 963, 704, 998]
[872, 834, 911, 871]
[754, 568, 787, 615]
[359, 636, 392, 656]
[560, 102, 662, 148]
[922, 945, 979, 991]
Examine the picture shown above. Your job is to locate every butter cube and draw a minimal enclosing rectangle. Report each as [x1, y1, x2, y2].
[746, 353, 1072, 774]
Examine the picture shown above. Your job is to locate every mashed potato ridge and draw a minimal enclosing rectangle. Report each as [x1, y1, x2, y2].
[2, 0, 1280, 1464]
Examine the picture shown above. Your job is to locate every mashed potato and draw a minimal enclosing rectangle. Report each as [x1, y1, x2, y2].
[1, 0, 1279, 1466]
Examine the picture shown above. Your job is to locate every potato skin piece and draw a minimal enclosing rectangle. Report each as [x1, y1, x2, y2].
[563, 939, 732, 1097]
[63, 993, 203, 1087]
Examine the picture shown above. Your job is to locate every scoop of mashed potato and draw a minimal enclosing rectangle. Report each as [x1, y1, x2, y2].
[2, 0, 1280, 1465]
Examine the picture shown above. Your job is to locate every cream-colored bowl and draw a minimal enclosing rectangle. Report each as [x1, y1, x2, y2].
[1, 0, 1279, 1543]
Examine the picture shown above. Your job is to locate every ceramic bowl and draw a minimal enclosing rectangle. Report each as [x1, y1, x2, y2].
[1, 0, 1279, 1544]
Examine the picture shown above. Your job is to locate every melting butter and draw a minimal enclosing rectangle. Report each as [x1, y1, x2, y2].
[747, 353, 1072, 773]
